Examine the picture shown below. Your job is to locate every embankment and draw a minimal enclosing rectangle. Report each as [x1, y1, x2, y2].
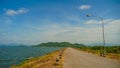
[11, 48, 65, 68]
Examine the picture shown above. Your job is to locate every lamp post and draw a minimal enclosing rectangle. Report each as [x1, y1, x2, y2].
[86, 14, 106, 57]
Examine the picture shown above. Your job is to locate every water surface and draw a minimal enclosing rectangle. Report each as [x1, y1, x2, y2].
[0, 46, 62, 68]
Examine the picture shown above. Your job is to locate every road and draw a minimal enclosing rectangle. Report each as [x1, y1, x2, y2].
[63, 48, 120, 68]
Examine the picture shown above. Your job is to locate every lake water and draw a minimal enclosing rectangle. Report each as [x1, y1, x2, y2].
[0, 46, 62, 68]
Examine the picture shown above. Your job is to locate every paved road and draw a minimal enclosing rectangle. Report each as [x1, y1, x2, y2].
[63, 48, 120, 68]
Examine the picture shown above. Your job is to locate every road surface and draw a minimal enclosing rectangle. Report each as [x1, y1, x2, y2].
[63, 48, 120, 68]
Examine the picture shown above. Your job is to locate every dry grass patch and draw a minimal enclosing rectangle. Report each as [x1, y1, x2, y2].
[106, 53, 120, 62]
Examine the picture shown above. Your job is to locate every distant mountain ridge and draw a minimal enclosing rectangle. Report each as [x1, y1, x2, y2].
[0, 43, 26, 47]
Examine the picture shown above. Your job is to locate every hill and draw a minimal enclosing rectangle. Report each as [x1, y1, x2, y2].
[35, 42, 85, 47]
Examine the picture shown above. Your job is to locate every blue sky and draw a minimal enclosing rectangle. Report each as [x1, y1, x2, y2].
[0, 0, 120, 45]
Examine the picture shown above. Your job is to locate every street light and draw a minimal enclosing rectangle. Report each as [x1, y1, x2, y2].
[86, 14, 106, 57]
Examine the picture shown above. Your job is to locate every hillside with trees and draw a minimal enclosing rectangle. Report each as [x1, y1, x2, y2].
[36, 42, 85, 47]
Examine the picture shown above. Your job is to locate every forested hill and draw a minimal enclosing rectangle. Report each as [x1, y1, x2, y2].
[35, 42, 85, 47]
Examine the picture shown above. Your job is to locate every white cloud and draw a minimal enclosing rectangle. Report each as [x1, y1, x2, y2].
[79, 5, 91, 10]
[21, 19, 119, 45]
[6, 10, 17, 16]
[5, 8, 28, 16]
[14, 19, 117, 45]
[49, 20, 119, 44]
[85, 20, 99, 24]
[85, 19, 112, 25]
[17, 8, 28, 13]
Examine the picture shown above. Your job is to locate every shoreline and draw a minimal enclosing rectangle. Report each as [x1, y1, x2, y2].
[11, 48, 65, 68]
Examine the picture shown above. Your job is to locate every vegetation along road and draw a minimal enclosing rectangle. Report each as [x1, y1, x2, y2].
[63, 47, 120, 68]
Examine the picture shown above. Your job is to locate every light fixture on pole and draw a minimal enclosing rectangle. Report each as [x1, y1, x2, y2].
[86, 14, 106, 57]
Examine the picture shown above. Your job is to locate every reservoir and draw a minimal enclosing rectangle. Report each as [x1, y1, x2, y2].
[0, 46, 62, 68]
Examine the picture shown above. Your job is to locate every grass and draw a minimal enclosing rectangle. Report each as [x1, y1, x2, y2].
[106, 53, 120, 62]
[11, 48, 65, 68]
